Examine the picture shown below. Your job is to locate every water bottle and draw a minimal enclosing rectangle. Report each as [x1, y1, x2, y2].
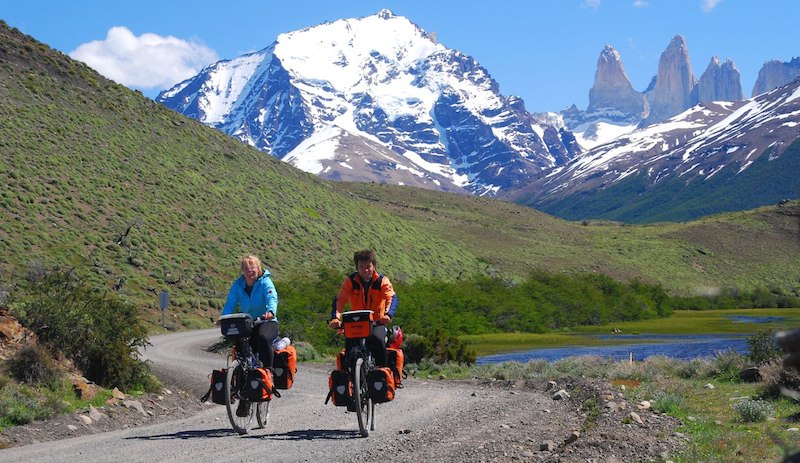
[273, 337, 291, 350]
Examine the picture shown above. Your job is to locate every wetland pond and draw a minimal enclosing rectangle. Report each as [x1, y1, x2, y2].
[477, 315, 784, 365]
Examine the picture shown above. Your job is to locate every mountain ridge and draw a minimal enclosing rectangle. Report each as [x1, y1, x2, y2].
[513, 78, 800, 222]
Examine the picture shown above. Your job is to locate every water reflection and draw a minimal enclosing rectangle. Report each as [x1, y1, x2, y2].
[477, 334, 750, 365]
[727, 315, 786, 323]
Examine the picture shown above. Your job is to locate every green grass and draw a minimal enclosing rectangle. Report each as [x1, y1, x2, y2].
[0, 375, 115, 431]
[634, 379, 800, 463]
[574, 308, 800, 335]
[463, 308, 800, 356]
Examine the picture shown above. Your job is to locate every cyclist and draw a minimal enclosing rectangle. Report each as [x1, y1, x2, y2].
[329, 249, 398, 367]
[218, 254, 279, 416]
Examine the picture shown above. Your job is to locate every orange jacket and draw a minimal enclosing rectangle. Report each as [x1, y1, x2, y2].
[332, 270, 397, 322]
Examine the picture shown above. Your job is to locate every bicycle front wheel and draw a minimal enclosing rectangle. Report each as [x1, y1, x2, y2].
[224, 360, 254, 435]
[353, 357, 372, 437]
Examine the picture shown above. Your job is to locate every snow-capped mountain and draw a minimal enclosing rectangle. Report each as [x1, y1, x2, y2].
[157, 9, 579, 196]
[509, 78, 800, 222]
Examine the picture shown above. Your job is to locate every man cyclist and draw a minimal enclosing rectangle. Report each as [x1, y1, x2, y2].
[329, 249, 397, 367]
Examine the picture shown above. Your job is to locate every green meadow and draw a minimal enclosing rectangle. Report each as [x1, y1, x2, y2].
[463, 308, 800, 357]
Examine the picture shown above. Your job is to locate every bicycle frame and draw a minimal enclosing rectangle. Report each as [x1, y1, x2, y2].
[340, 310, 376, 437]
[218, 314, 270, 435]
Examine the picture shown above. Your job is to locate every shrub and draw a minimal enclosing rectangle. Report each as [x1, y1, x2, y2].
[11, 267, 152, 390]
[747, 329, 783, 364]
[704, 350, 749, 381]
[5, 343, 61, 388]
[627, 355, 682, 380]
[758, 358, 800, 398]
[0, 380, 66, 426]
[403, 333, 432, 364]
[294, 341, 320, 362]
[731, 397, 773, 422]
[675, 359, 706, 379]
[553, 355, 615, 378]
[651, 391, 685, 416]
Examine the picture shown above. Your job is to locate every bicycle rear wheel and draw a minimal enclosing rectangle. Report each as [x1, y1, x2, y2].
[224, 360, 254, 435]
[353, 357, 372, 437]
[256, 401, 270, 429]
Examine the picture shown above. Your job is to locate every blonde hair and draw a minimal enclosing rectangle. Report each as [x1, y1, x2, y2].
[240, 254, 263, 274]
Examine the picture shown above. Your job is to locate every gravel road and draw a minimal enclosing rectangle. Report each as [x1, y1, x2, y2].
[0, 329, 684, 462]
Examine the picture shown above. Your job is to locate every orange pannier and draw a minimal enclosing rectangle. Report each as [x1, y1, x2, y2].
[273, 345, 297, 389]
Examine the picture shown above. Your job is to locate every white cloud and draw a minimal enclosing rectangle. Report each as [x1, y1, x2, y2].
[632, 0, 649, 8]
[582, 0, 601, 10]
[700, 0, 722, 12]
[69, 26, 218, 91]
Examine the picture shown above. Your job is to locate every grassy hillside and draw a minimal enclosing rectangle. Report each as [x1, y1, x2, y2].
[1, 20, 799, 331]
[336, 182, 800, 295]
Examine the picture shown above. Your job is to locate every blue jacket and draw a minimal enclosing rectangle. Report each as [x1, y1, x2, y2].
[221, 270, 278, 321]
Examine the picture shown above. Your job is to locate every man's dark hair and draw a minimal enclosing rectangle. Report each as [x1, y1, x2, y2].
[354, 249, 377, 267]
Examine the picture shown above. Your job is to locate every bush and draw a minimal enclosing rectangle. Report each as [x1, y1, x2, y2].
[11, 267, 152, 390]
[747, 329, 783, 365]
[5, 343, 61, 387]
[704, 350, 749, 381]
[651, 391, 685, 416]
[403, 333, 432, 364]
[552, 355, 616, 379]
[294, 341, 320, 362]
[675, 359, 706, 379]
[758, 358, 800, 398]
[731, 397, 773, 422]
[402, 331, 476, 365]
[0, 380, 67, 426]
[473, 359, 557, 381]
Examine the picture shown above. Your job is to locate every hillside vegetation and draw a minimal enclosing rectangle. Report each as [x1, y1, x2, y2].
[1, 20, 799, 333]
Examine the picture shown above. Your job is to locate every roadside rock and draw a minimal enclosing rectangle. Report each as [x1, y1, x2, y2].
[0, 387, 205, 448]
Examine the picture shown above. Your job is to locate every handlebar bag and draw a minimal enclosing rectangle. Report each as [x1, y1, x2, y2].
[219, 314, 253, 338]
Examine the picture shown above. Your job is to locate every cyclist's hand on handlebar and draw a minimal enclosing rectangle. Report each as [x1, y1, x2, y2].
[329, 318, 341, 329]
[379, 315, 391, 325]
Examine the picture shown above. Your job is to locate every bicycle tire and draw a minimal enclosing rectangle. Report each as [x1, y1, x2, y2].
[353, 357, 372, 437]
[256, 400, 270, 429]
[224, 360, 253, 435]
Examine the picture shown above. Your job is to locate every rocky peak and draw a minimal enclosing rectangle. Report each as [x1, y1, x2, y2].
[376, 8, 395, 20]
[587, 45, 648, 117]
[752, 57, 800, 96]
[643, 34, 697, 125]
[696, 57, 744, 103]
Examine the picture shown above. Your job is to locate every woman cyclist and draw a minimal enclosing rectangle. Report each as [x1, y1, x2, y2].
[218, 254, 279, 417]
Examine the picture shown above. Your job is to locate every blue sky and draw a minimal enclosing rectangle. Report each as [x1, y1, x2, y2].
[2, 1, 798, 113]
